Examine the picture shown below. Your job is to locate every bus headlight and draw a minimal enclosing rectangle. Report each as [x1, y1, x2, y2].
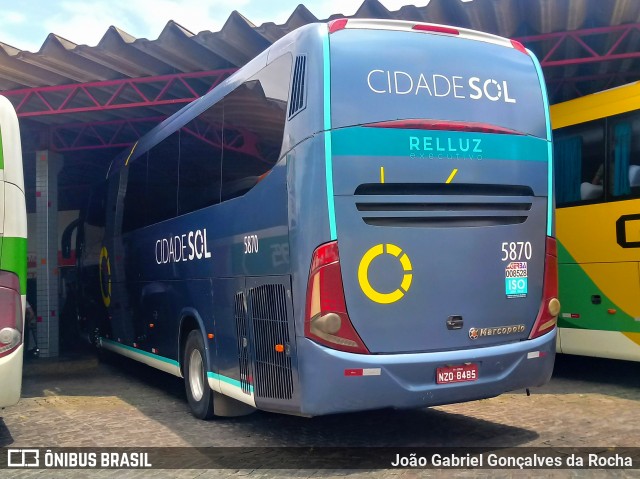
[0, 327, 21, 353]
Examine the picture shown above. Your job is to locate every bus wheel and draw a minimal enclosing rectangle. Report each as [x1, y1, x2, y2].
[184, 330, 214, 419]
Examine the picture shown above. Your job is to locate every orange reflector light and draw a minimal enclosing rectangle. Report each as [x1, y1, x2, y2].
[208, 333, 214, 340]
[149, 323, 155, 328]
[275, 344, 285, 353]
[608, 309, 617, 315]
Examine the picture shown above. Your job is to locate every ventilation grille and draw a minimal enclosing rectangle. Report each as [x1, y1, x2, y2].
[234, 292, 252, 395]
[355, 183, 534, 228]
[248, 284, 293, 400]
[288, 55, 307, 119]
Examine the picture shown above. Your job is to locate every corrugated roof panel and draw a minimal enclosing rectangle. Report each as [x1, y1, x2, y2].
[354, 0, 393, 20]
[128, 21, 217, 72]
[80, 27, 173, 77]
[19, 34, 120, 83]
[192, 11, 272, 68]
[0, 47, 68, 89]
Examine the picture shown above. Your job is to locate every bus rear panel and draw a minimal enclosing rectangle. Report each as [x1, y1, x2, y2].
[291, 21, 556, 415]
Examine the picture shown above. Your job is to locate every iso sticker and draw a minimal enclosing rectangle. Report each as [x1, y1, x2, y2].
[505, 261, 527, 298]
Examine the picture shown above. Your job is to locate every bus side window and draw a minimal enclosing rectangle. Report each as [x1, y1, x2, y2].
[146, 131, 179, 225]
[220, 54, 292, 202]
[611, 111, 640, 198]
[178, 103, 224, 215]
[554, 119, 605, 205]
[122, 154, 148, 233]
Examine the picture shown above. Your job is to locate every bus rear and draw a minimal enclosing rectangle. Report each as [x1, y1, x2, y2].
[0, 96, 27, 408]
[295, 20, 557, 415]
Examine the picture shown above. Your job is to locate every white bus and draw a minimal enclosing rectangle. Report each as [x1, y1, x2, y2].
[0, 95, 27, 408]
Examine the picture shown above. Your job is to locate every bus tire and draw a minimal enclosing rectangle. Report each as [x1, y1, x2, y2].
[184, 330, 214, 419]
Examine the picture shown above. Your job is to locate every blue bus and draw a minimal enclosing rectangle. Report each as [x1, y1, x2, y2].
[0, 96, 27, 408]
[71, 19, 558, 418]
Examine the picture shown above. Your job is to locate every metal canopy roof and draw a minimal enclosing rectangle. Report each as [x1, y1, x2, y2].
[0, 0, 638, 211]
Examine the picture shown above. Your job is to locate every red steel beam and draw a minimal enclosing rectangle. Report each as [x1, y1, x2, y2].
[517, 23, 640, 67]
[50, 115, 264, 162]
[50, 116, 166, 152]
[2, 69, 237, 118]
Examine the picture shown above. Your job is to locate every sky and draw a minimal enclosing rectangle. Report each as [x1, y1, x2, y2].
[0, 0, 437, 52]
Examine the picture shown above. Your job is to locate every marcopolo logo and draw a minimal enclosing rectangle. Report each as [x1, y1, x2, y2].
[366, 70, 517, 103]
[468, 324, 526, 340]
[155, 228, 212, 264]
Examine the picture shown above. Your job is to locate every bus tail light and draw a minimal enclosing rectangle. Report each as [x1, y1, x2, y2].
[529, 237, 559, 339]
[305, 241, 370, 354]
[0, 271, 23, 358]
[412, 24, 459, 36]
[328, 19, 348, 34]
[510, 40, 529, 55]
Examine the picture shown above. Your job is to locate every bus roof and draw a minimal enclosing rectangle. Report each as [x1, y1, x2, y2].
[550, 81, 640, 129]
[328, 18, 524, 51]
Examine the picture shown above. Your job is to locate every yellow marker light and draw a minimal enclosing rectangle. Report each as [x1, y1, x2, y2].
[275, 344, 285, 353]
[539, 318, 557, 332]
[99, 247, 112, 308]
[380, 166, 385, 183]
[446, 168, 458, 184]
[548, 298, 561, 317]
[125, 141, 139, 166]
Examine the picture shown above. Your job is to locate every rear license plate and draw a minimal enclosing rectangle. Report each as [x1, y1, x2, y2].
[436, 364, 479, 384]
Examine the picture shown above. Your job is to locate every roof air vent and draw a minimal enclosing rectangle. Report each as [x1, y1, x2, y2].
[288, 54, 307, 119]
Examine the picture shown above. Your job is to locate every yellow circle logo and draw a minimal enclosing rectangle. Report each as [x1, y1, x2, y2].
[99, 246, 112, 308]
[358, 244, 412, 304]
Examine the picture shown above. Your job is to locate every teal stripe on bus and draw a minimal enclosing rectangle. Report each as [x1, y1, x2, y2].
[322, 28, 337, 240]
[0, 237, 27, 294]
[331, 127, 549, 161]
[101, 338, 180, 367]
[528, 49, 554, 237]
[207, 371, 255, 394]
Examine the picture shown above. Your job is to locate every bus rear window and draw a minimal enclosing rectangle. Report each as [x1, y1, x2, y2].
[330, 29, 546, 139]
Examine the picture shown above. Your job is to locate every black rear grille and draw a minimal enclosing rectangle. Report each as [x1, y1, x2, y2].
[362, 216, 527, 227]
[248, 284, 293, 400]
[356, 202, 532, 212]
[355, 183, 534, 196]
[355, 183, 534, 228]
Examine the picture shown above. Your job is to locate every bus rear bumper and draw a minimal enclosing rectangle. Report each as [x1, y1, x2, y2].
[296, 330, 556, 416]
